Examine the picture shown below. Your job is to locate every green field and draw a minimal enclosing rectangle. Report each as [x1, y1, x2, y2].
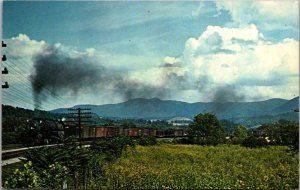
[106, 144, 299, 189]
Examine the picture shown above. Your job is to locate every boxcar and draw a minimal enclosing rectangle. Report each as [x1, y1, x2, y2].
[128, 128, 140, 137]
[95, 127, 108, 137]
[107, 126, 119, 137]
[149, 128, 156, 136]
[119, 127, 129, 136]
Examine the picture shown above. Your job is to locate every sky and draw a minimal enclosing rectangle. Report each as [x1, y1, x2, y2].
[2, 1, 299, 110]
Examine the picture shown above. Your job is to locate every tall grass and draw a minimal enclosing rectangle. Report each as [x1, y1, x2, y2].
[106, 144, 298, 189]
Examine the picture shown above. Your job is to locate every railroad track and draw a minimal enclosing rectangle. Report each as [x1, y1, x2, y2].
[2, 142, 92, 165]
[1, 137, 186, 165]
[2, 144, 58, 160]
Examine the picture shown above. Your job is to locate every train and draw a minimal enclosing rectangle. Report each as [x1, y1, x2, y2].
[76, 125, 188, 139]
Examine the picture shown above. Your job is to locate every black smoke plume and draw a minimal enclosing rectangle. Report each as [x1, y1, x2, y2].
[30, 46, 173, 108]
[30, 46, 106, 108]
[212, 85, 245, 103]
[196, 76, 245, 103]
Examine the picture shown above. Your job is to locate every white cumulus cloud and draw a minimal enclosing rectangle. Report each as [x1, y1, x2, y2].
[176, 24, 299, 101]
[216, 1, 298, 30]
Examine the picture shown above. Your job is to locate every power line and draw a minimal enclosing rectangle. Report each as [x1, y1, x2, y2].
[5, 87, 48, 110]
[3, 50, 76, 106]
[10, 60, 67, 107]
[4, 60, 68, 109]
[2, 67, 58, 110]
[2, 91, 35, 110]
[4, 72, 65, 110]
[3, 49, 67, 104]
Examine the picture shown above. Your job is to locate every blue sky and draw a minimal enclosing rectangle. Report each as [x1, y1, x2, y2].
[4, 2, 228, 57]
[2, 1, 299, 110]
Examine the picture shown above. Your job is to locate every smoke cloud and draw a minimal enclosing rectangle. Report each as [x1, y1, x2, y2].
[30, 45, 174, 108]
[195, 76, 245, 103]
[212, 85, 245, 103]
[30, 44, 248, 109]
[30, 46, 107, 108]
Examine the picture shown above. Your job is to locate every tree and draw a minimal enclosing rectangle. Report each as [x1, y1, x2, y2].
[232, 125, 249, 144]
[188, 113, 225, 145]
[260, 121, 298, 149]
[220, 119, 236, 135]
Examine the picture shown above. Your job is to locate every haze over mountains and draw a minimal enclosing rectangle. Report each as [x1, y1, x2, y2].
[52, 97, 299, 125]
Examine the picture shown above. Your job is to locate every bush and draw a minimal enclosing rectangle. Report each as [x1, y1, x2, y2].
[2, 132, 17, 145]
[87, 153, 107, 188]
[91, 136, 135, 159]
[4, 161, 69, 189]
[173, 138, 193, 144]
[25, 139, 91, 188]
[137, 136, 157, 146]
[4, 161, 41, 188]
[242, 136, 268, 148]
[40, 162, 69, 188]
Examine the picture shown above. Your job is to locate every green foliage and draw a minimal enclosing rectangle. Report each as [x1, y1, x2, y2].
[2, 117, 30, 145]
[4, 161, 41, 188]
[136, 136, 157, 146]
[121, 121, 136, 128]
[188, 113, 225, 145]
[91, 136, 135, 159]
[87, 153, 108, 188]
[2, 105, 63, 146]
[4, 161, 69, 189]
[220, 119, 237, 135]
[254, 121, 299, 150]
[232, 125, 249, 144]
[2, 104, 61, 119]
[242, 135, 268, 148]
[24, 137, 92, 188]
[40, 162, 69, 188]
[2, 132, 18, 145]
[106, 144, 299, 189]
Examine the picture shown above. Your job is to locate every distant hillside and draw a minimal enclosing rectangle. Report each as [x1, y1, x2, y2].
[2, 104, 60, 119]
[52, 97, 299, 125]
[273, 96, 299, 112]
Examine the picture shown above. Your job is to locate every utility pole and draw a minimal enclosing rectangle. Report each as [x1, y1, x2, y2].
[67, 108, 91, 142]
[2, 41, 9, 89]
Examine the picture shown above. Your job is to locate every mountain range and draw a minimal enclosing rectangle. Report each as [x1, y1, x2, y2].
[52, 97, 299, 125]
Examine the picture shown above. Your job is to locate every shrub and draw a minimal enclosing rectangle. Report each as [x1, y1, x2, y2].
[91, 136, 135, 159]
[4, 161, 41, 188]
[137, 136, 157, 146]
[2, 132, 17, 145]
[242, 136, 268, 148]
[4, 161, 69, 189]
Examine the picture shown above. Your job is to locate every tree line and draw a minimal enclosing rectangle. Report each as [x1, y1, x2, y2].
[187, 113, 299, 150]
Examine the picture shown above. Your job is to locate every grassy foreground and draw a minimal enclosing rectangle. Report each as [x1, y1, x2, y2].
[105, 144, 298, 189]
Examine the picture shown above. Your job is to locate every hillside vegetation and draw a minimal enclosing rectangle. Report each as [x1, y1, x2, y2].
[52, 97, 299, 125]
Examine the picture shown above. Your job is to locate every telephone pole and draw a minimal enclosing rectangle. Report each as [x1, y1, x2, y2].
[67, 108, 91, 141]
[2, 41, 9, 89]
